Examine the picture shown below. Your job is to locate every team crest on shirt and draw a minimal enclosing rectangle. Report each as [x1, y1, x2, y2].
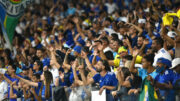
[0, 0, 34, 16]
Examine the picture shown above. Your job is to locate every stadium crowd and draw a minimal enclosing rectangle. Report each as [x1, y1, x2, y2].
[0, 0, 180, 101]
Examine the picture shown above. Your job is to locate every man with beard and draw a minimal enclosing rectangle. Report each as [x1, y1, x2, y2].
[80, 57, 118, 101]
[133, 35, 149, 54]
[151, 37, 172, 67]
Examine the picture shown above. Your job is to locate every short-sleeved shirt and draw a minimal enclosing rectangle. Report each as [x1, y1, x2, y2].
[93, 72, 118, 94]
[137, 68, 158, 80]
[155, 69, 175, 101]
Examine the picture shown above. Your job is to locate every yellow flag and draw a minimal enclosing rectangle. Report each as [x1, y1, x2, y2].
[177, 9, 180, 19]
[162, 13, 174, 26]
[162, 9, 180, 26]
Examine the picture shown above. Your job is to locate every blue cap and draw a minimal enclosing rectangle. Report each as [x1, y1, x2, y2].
[77, 38, 85, 46]
[157, 57, 172, 68]
[73, 45, 82, 54]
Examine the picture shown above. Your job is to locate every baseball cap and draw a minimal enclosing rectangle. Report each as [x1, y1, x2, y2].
[118, 46, 127, 54]
[167, 31, 177, 38]
[170, 58, 180, 69]
[73, 45, 82, 54]
[157, 57, 172, 68]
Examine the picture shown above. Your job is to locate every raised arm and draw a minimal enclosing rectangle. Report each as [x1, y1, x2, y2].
[73, 17, 86, 39]
[49, 47, 61, 69]
[125, 38, 133, 55]
[92, 49, 99, 66]
[138, 39, 149, 56]
[72, 60, 84, 86]
[79, 66, 94, 86]
[16, 75, 38, 87]
[127, 23, 143, 36]
[160, 26, 175, 46]
[117, 69, 131, 88]
[81, 51, 97, 75]
[129, 54, 138, 73]
[62, 49, 72, 70]
[97, 44, 108, 60]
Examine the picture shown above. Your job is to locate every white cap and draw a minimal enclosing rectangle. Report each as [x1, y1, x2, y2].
[167, 31, 177, 38]
[138, 19, 146, 24]
[170, 58, 180, 69]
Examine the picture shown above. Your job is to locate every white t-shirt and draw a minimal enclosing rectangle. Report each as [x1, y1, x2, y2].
[49, 68, 59, 85]
[153, 48, 172, 67]
[0, 80, 8, 100]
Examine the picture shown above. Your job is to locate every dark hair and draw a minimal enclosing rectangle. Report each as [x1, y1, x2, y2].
[33, 73, 41, 80]
[94, 40, 102, 44]
[37, 48, 45, 53]
[123, 55, 133, 61]
[99, 60, 111, 72]
[154, 37, 164, 47]
[67, 20, 75, 27]
[10, 64, 17, 72]
[143, 54, 155, 65]
[90, 30, 96, 37]
[44, 70, 53, 99]
[82, 46, 90, 54]
[131, 73, 142, 88]
[138, 35, 146, 39]
[121, 67, 131, 80]
[100, 36, 109, 45]
[4, 48, 11, 59]
[111, 33, 118, 39]
[35, 60, 43, 71]
[112, 38, 123, 46]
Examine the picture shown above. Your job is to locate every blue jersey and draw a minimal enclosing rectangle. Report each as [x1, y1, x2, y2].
[155, 69, 175, 101]
[93, 72, 118, 94]
[173, 73, 180, 86]
[34, 82, 43, 101]
[4, 74, 19, 101]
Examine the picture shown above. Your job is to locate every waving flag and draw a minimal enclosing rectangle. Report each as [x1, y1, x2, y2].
[139, 78, 158, 101]
[0, 0, 34, 49]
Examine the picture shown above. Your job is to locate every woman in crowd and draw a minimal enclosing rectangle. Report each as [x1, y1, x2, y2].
[111, 67, 141, 101]
[15, 70, 53, 101]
